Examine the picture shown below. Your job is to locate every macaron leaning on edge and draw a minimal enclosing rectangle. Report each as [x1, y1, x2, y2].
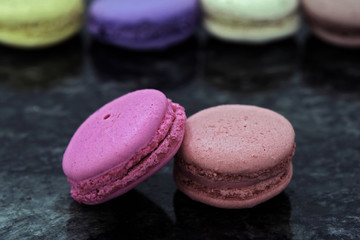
[302, 0, 360, 47]
[174, 105, 296, 209]
[0, 0, 84, 48]
[87, 0, 200, 50]
[62, 89, 187, 205]
[201, 0, 300, 43]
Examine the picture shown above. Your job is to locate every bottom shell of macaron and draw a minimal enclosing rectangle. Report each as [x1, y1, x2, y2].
[174, 157, 294, 209]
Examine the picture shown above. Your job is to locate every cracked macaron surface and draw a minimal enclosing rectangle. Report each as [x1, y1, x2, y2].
[174, 105, 295, 209]
[63, 89, 186, 205]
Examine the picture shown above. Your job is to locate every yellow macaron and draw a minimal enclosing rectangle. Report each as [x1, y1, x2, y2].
[0, 0, 84, 48]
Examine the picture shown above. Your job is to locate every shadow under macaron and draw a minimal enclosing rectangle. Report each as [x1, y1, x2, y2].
[174, 190, 292, 240]
[0, 35, 83, 91]
[66, 190, 174, 240]
[202, 37, 298, 93]
[301, 36, 360, 99]
[89, 36, 200, 91]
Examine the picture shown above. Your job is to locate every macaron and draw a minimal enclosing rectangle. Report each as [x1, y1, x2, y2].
[174, 105, 295, 209]
[63, 89, 186, 205]
[302, 0, 360, 47]
[200, 0, 300, 43]
[87, 0, 200, 50]
[0, 0, 84, 48]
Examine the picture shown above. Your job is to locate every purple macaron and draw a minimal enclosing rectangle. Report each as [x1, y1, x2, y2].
[87, 0, 200, 50]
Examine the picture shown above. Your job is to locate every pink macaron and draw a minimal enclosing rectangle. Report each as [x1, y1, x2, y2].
[302, 0, 360, 47]
[174, 105, 295, 209]
[62, 89, 186, 204]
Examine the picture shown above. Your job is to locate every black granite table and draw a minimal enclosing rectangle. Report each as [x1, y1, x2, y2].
[1, 28, 359, 240]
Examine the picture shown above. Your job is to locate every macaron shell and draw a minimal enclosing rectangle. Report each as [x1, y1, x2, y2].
[311, 26, 360, 47]
[175, 162, 293, 209]
[89, 28, 197, 50]
[201, 0, 299, 21]
[89, 0, 198, 23]
[0, 0, 83, 22]
[179, 105, 295, 174]
[0, 22, 83, 48]
[63, 89, 169, 182]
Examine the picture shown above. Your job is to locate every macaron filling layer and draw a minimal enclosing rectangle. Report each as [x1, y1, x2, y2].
[205, 11, 298, 29]
[204, 11, 299, 42]
[174, 143, 295, 200]
[68, 100, 185, 204]
[176, 164, 292, 201]
[0, 16, 81, 37]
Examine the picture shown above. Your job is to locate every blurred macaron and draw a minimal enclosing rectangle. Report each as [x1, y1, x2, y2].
[200, 0, 300, 43]
[0, 0, 84, 48]
[87, 0, 200, 50]
[302, 0, 360, 48]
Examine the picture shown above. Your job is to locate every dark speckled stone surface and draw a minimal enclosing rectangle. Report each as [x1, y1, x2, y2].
[1, 27, 360, 240]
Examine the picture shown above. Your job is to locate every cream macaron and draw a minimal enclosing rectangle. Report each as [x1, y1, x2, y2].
[200, 0, 300, 43]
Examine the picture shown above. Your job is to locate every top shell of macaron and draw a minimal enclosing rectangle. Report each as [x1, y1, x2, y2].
[302, 0, 360, 27]
[179, 105, 295, 174]
[89, 0, 199, 23]
[201, 0, 299, 21]
[0, 0, 84, 24]
[63, 89, 169, 181]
